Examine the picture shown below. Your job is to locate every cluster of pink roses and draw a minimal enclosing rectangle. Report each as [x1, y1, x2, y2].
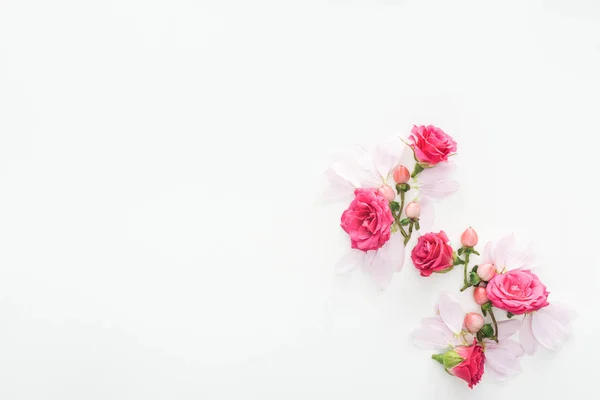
[325, 124, 575, 389]
[410, 228, 574, 388]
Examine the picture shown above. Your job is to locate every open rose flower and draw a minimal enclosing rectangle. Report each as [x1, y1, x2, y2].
[408, 125, 457, 166]
[340, 188, 394, 252]
[411, 231, 454, 276]
[486, 270, 549, 315]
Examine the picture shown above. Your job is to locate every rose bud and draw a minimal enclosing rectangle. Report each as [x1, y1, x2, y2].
[405, 202, 421, 219]
[393, 165, 410, 184]
[460, 227, 478, 247]
[476, 263, 496, 282]
[432, 340, 485, 389]
[378, 184, 396, 202]
[464, 312, 485, 334]
[473, 287, 489, 305]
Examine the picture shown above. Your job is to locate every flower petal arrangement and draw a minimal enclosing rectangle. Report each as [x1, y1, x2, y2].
[325, 125, 459, 289]
[324, 124, 575, 389]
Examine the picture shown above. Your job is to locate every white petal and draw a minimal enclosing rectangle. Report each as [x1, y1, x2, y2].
[485, 345, 523, 376]
[334, 249, 364, 275]
[322, 167, 355, 204]
[438, 292, 464, 334]
[362, 236, 404, 290]
[416, 198, 435, 233]
[496, 319, 523, 341]
[485, 364, 509, 381]
[331, 146, 382, 188]
[410, 328, 453, 350]
[417, 163, 459, 200]
[518, 314, 537, 355]
[371, 137, 404, 179]
[492, 234, 516, 270]
[483, 241, 493, 265]
[531, 305, 573, 350]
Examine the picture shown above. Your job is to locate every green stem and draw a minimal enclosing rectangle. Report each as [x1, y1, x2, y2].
[404, 221, 414, 245]
[411, 163, 425, 178]
[463, 252, 470, 287]
[488, 307, 499, 343]
[397, 190, 407, 238]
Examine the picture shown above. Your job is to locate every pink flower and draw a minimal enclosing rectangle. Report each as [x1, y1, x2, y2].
[439, 341, 485, 389]
[340, 188, 394, 252]
[411, 231, 454, 276]
[518, 303, 577, 355]
[408, 125, 457, 166]
[486, 270, 549, 315]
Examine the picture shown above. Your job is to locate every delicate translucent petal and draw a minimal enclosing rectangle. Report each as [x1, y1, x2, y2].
[416, 198, 435, 233]
[496, 319, 523, 341]
[518, 314, 537, 355]
[492, 234, 516, 270]
[331, 145, 382, 188]
[531, 305, 573, 350]
[371, 137, 404, 179]
[334, 249, 363, 275]
[546, 302, 579, 323]
[485, 345, 523, 376]
[438, 292, 464, 334]
[363, 236, 404, 289]
[410, 328, 453, 350]
[483, 241, 493, 265]
[485, 364, 509, 381]
[322, 167, 355, 203]
[417, 163, 459, 200]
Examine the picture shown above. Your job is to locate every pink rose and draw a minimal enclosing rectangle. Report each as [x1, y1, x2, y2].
[485, 270, 550, 314]
[448, 343, 485, 389]
[340, 188, 394, 252]
[411, 231, 454, 277]
[408, 125, 457, 166]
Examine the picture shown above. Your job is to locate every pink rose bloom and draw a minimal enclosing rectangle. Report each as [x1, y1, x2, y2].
[340, 188, 394, 252]
[408, 125, 457, 166]
[411, 231, 454, 277]
[486, 270, 549, 315]
[449, 343, 485, 389]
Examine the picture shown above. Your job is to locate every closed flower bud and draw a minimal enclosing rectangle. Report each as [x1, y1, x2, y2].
[405, 202, 421, 219]
[378, 184, 396, 201]
[473, 287, 489, 305]
[464, 312, 485, 334]
[461, 227, 478, 247]
[476, 263, 496, 281]
[393, 165, 410, 184]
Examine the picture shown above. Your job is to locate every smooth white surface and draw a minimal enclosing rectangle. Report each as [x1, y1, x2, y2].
[1, 1, 599, 398]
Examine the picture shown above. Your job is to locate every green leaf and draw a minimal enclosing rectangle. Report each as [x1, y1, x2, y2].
[480, 324, 494, 338]
[389, 201, 400, 212]
[481, 307, 487, 317]
[481, 302, 492, 312]
[400, 218, 411, 226]
[469, 271, 481, 285]
[507, 312, 515, 319]
[415, 220, 420, 230]
[472, 265, 479, 272]
[471, 249, 480, 256]
[435, 265, 454, 274]
[457, 247, 465, 256]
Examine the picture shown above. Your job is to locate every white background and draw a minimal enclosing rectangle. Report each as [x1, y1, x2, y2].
[1, 0, 599, 398]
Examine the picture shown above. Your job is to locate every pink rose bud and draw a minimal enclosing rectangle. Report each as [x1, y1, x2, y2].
[405, 202, 421, 219]
[476, 263, 496, 282]
[464, 312, 485, 334]
[473, 287, 489, 305]
[393, 165, 410, 184]
[378, 184, 396, 202]
[460, 227, 478, 247]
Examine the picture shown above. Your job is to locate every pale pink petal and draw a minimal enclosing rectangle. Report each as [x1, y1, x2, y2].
[410, 328, 454, 350]
[531, 304, 574, 350]
[518, 314, 537, 355]
[483, 241, 493, 265]
[371, 137, 404, 179]
[496, 319, 523, 341]
[331, 145, 382, 188]
[416, 198, 435, 233]
[417, 163, 459, 200]
[485, 364, 509, 381]
[492, 234, 516, 270]
[362, 235, 404, 289]
[438, 292, 464, 334]
[334, 249, 364, 275]
[485, 344, 523, 376]
[323, 167, 355, 203]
